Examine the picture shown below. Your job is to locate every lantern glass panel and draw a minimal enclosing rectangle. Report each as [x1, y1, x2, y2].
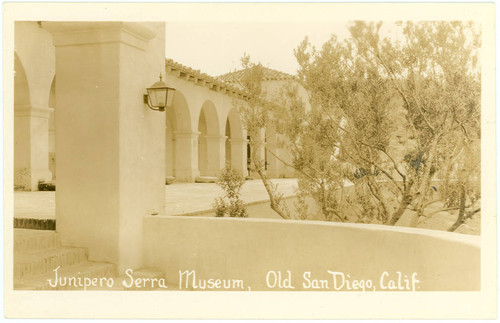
[166, 88, 175, 108]
[148, 88, 167, 108]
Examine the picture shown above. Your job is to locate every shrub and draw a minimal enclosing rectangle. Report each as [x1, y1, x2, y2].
[213, 167, 248, 218]
[213, 197, 227, 217]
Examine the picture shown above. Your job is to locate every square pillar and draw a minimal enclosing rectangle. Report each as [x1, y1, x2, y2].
[229, 138, 248, 177]
[205, 135, 226, 177]
[14, 105, 53, 190]
[44, 22, 166, 272]
[174, 131, 200, 182]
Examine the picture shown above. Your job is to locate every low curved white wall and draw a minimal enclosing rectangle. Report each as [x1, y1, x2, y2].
[143, 216, 479, 291]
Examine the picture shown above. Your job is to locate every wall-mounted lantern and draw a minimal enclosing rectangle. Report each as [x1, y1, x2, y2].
[143, 74, 176, 112]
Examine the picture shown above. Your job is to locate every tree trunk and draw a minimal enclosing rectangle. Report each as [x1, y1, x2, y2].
[389, 178, 414, 225]
[253, 154, 291, 220]
[366, 178, 389, 222]
[413, 137, 439, 217]
[389, 193, 413, 225]
[448, 182, 466, 232]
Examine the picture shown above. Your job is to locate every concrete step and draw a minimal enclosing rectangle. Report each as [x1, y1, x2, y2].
[13, 230, 168, 291]
[14, 228, 60, 253]
[14, 247, 88, 279]
[15, 261, 117, 290]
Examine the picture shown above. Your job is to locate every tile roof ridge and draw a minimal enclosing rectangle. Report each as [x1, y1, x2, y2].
[165, 58, 251, 100]
[218, 66, 297, 82]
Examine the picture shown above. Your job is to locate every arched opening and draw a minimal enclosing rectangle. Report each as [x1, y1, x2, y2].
[225, 108, 245, 175]
[14, 52, 32, 190]
[14, 52, 30, 107]
[165, 90, 191, 181]
[198, 109, 208, 175]
[197, 101, 220, 177]
[165, 110, 175, 178]
[14, 51, 53, 190]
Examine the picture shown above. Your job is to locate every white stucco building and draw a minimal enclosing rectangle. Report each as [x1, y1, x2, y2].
[14, 21, 310, 190]
[13, 20, 310, 270]
[10, 21, 482, 295]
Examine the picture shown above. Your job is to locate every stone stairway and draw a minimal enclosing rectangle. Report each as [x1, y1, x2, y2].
[14, 229, 167, 291]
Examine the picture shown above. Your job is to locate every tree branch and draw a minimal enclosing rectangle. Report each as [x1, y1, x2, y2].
[356, 139, 407, 183]
[265, 146, 320, 184]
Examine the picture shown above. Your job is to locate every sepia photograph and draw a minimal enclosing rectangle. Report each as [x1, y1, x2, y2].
[3, 2, 497, 319]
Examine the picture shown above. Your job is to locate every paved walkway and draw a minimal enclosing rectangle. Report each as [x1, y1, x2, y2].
[14, 179, 299, 219]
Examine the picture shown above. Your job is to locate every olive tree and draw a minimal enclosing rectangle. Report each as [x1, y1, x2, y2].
[281, 21, 481, 225]
[233, 22, 480, 227]
[234, 54, 292, 219]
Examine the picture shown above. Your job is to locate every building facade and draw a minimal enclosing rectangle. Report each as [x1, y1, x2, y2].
[14, 21, 310, 190]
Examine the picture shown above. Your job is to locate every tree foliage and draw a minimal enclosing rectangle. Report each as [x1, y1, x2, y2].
[235, 54, 292, 219]
[276, 21, 481, 227]
[232, 22, 480, 230]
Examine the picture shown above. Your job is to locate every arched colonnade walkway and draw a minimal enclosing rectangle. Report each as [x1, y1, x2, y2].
[11, 21, 297, 275]
[163, 61, 294, 182]
[163, 75, 248, 182]
[13, 22, 293, 191]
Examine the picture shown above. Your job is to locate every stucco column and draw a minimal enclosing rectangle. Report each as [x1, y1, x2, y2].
[198, 134, 207, 176]
[44, 22, 166, 272]
[229, 138, 248, 177]
[204, 135, 226, 177]
[174, 131, 200, 182]
[14, 105, 53, 190]
[48, 109, 56, 179]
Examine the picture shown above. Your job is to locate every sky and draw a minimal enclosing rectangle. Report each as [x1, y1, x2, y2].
[165, 22, 352, 77]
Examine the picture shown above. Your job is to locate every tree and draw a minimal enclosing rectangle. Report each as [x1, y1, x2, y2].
[234, 54, 292, 220]
[289, 32, 403, 223]
[280, 21, 481, 226]
[442, 138, 481, 232]
[350, 21, 481, 225]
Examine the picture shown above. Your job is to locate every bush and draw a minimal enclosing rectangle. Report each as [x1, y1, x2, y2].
[213, 168, 248, 217]
[213, 197, 227, 217]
